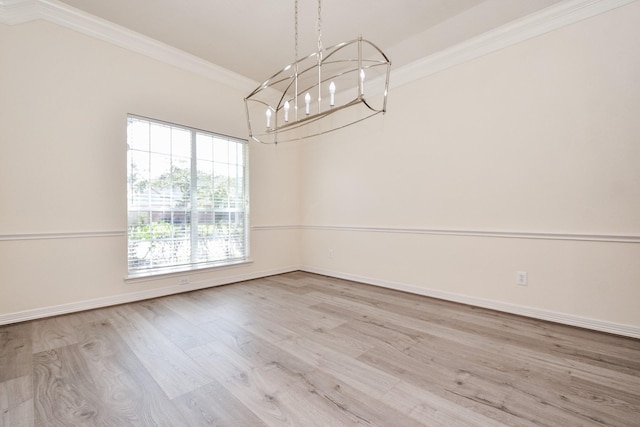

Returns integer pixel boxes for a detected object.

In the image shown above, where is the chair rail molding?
[299,224,640,243]
[0,230,126,241]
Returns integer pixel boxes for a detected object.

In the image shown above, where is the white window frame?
[126,115,249,278]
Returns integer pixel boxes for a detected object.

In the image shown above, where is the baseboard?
[0,265,299,325]
[300,265,640,339]
[4,264,638,340]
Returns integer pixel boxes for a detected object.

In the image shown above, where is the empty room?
[1,0,639,425]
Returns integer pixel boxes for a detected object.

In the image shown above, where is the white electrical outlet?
[516,271,528,286]
[178,277,190,286]
[328,249,334,259]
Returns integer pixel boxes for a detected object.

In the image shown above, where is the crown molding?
[1,0,637,92]
[391,0,639,88]
[0,0,257,92]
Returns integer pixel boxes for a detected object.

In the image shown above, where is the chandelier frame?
[244,1,391,144]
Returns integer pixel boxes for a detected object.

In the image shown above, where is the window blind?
[126,115,248,275]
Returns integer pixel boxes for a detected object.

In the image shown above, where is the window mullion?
[190,130,198,264]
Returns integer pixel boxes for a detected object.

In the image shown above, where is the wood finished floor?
[1,272,639,426]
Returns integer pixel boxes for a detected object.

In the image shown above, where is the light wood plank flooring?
[1,271,639,426]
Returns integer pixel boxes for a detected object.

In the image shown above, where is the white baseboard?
[300,265,640,339]
[0,265,299,325]
[3,264,638,340]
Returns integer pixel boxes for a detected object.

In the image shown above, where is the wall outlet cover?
[516,271,528,286]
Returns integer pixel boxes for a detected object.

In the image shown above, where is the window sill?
[125,259,253,284]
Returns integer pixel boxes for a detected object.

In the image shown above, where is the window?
[127,115,248,276]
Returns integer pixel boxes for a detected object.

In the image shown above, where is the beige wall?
[300,2,640,329]
[1,2,639,334]
[0,21,301,317]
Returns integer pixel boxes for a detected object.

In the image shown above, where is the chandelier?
[244,0,391,144]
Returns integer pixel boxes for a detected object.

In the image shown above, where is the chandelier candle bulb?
[329,81,336,106]
[284,101,290,122]
[305,92,311,115]
[266,108,272,128]
[360,69,365,96]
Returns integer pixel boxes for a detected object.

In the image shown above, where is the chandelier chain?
[317,0,323,52]
[294,0,299,60]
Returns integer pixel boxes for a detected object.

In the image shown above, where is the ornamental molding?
[1,0,637,91]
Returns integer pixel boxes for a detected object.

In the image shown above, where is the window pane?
[128,151,149,206]
[196,134,214,161]
[227,141,238,165]
[149,153,171,180]
[213,162,230,177]
[197,161,214,209]
[150,123,171,154]
[128,118,150,151]
[213,137,229,161]
[172,127,191,158]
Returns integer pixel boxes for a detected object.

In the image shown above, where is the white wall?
[0,20,301,320]
[1,3,639,336]
[300,2,640,332]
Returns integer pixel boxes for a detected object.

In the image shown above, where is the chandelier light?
[244,0,391,144]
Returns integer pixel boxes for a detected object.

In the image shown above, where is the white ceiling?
[56,0,563,83]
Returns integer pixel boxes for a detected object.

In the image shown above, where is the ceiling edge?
[1,0,637,94]
[0,0,258,93]
[391,0,639,89]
